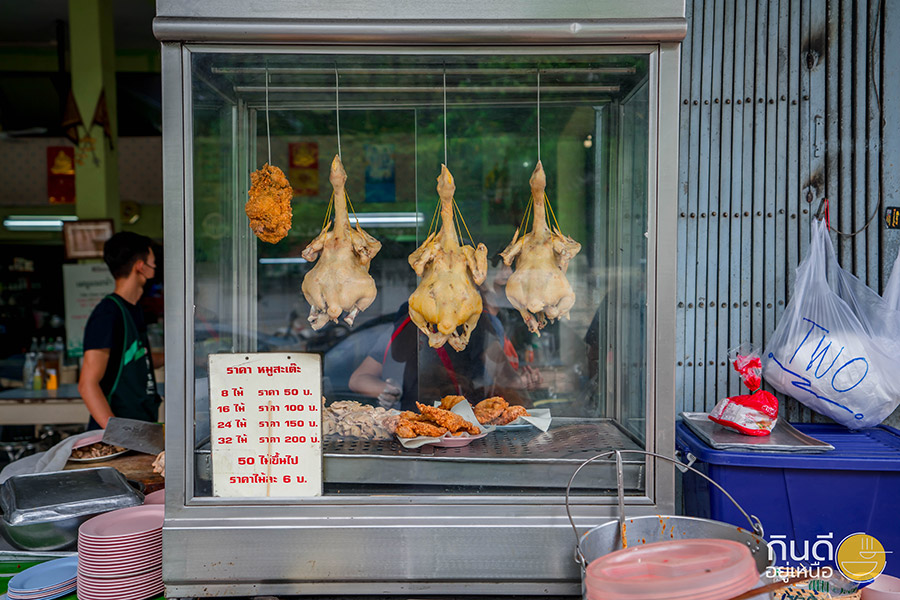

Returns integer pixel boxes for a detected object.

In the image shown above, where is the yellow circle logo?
[837,533,888,582]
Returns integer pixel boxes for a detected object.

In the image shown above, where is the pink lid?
[585,538,759,600]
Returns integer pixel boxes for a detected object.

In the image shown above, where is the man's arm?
[348,356,387,397]
[78,349,114,428]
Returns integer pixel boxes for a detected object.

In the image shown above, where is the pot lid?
[585,538,759,600]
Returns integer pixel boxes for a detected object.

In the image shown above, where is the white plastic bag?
[762,220,900,429]
[884,243,900,311]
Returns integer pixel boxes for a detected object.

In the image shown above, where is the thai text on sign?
[208,353,322,497]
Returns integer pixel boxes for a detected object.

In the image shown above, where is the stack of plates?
[4,556,77,600]
[77,504,164,600]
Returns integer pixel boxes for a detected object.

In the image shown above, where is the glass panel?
[190,51,651,498]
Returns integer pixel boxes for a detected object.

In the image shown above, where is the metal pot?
[566,450,772,597]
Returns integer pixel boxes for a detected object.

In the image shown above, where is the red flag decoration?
[47,146,76,204]
[61,90,83,146]
[91,89,114,150]
[289,142,319,196]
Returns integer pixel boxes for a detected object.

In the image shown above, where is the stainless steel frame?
[159,6,683,595]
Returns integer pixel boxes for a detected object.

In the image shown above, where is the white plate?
[67,447,131,463]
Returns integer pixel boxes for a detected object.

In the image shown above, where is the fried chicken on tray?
[416,402,481,435]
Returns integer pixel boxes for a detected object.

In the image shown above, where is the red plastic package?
[708,348,778,436]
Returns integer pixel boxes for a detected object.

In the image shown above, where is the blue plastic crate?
[676,421,900,577]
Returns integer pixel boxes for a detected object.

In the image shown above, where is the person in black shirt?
[78,232,163,429]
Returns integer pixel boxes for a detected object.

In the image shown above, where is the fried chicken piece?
[492,405,530,426]
[408,165,488,351]
[500,161,582,335]
[439,395,467,411]
[416,402,480,435]
[245,163,293,244]
[395,419,449,438]
[474,396,509,424]
[399,411,426,422]
[301,155,382,329]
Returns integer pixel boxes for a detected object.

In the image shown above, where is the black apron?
[103,295,160,423]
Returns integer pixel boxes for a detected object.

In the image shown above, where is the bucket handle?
[565,449,764,567]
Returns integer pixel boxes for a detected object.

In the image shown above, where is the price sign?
[208,353,322,498]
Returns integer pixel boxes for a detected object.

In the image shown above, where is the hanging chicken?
[301,155,382,329]
[500,161,581,335]
[245,163,293,244]
[408,165,488,351]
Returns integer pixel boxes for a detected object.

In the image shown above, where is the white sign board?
[62,264,114,358]
[208,353,323,498]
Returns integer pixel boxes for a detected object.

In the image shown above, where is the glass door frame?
[162,39,679,557]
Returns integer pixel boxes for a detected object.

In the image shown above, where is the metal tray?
[0,467,144,552]
[680,412,835,453]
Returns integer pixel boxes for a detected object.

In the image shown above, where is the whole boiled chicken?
[500,161,581,335]
[408,165,488,351]
[301,155,382,329]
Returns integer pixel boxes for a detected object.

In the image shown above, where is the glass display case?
[158,2,684,596]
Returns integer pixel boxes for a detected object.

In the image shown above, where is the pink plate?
[79,505,163,539]
[142,489,165,504]
[78,536,162,550]
[423,430,489,448]
[72,432,105,450]
[78,547,161,561]
[78,582,164,600]
[78,583,164,600]
[78,531,161,545]
[77,568,161,588]
[77,581,163,596]
[78,560,160,579]
[79,530,161,544]
[78,551,162,564]
[78,547,162,560]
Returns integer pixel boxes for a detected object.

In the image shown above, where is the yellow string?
[427,199,440,237]
[345,190,361,229]
[545,192,563,234]
[518,194,534,233]
[322,191,335,230]
[453,198,475,247]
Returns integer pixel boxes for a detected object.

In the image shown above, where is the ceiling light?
[3,215,77,231]
[351,212,425,228]
[259,257,308,265]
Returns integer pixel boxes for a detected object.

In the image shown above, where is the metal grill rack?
[195,419,645,490]
[323,418,645,489]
